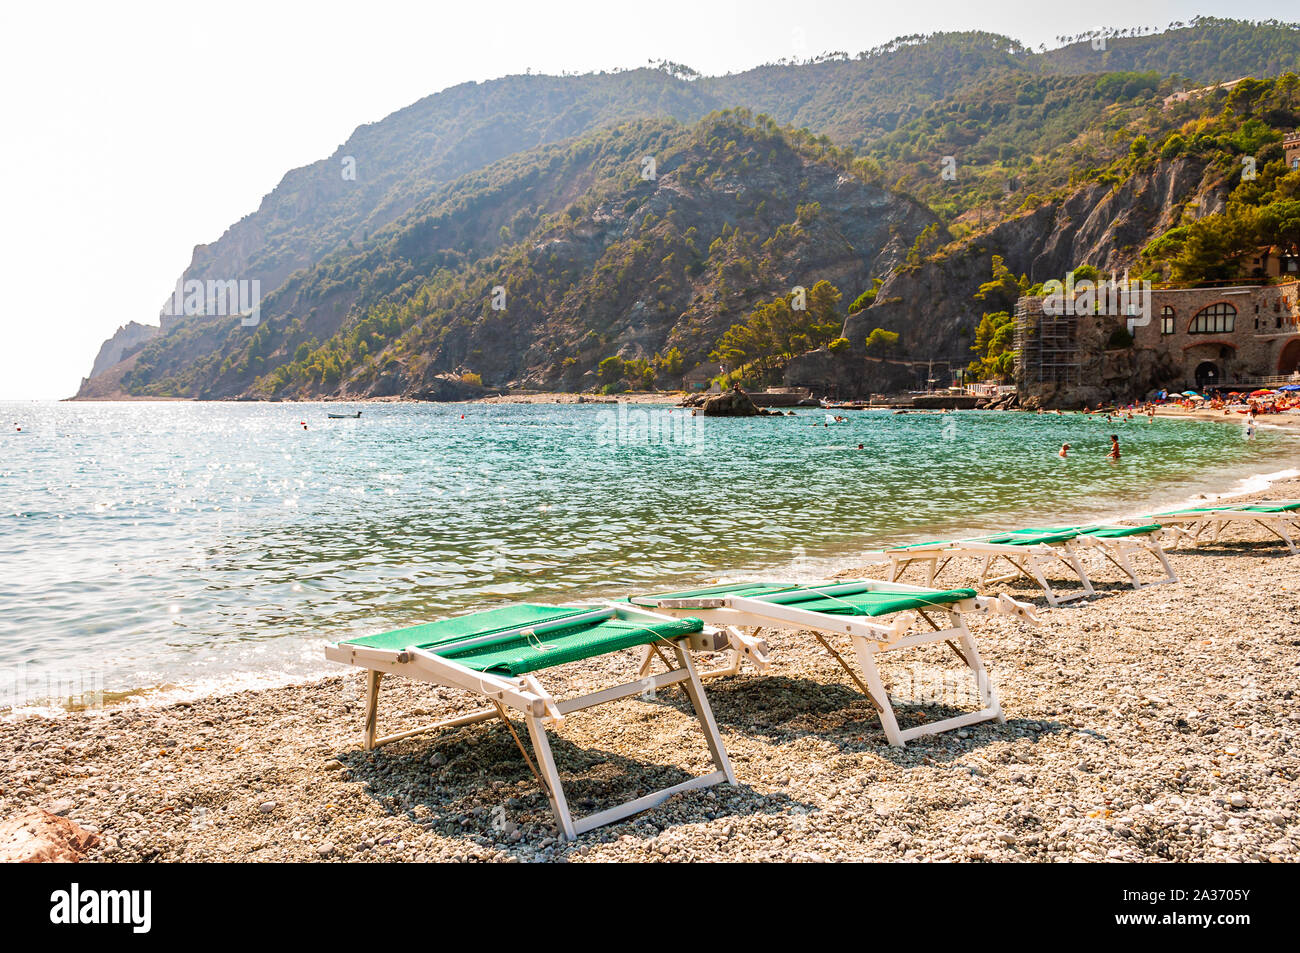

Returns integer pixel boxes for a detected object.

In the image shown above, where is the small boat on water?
[327,411,362,419]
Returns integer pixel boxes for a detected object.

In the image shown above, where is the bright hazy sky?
[1,0,1296,399]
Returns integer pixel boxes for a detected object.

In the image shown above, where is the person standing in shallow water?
[1107,434,1121,461]
[1058,443,1070,458]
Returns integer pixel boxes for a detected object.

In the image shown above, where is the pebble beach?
[3,470,1299,863]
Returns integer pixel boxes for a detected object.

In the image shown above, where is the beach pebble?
[257,801,277,814]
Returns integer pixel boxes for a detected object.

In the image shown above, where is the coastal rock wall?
[783,348,919,397]
[834,157,1229,401]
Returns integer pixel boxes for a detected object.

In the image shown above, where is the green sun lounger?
[885,522,1175,605]
[1147,501,1300,554]
[628,578,1038,748]
[326,602,737,839]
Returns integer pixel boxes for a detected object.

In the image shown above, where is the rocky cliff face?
[783,349,921,397]
[86,322,158,380]
[843,157,1228,374]
[411,141,933,393]
[160,73,721,323]
[85,117,936,400]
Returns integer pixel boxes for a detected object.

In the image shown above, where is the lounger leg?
[1266,519,1298,554]
[951,617,1003,725]
[1024,555,1064,606]
[850,640,904,747]
[925,558,937,588]
[524,712,577,840]
[672,644,737,784]
[1110,544,1143,587]
[363,670,382,751]
[636,645,655,678]
[1149,542,1178,582]
[1060,551,1095,596]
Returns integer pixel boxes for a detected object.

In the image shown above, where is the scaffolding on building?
[1015,298,1080,386]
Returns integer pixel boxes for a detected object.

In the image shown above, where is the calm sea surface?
[1,400,1295,706]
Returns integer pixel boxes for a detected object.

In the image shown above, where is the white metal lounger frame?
[1150,509,1299,555]
[324,604,737,840]
[887,539,1095,607]
[629,580,1037,748]
[1062,530,1178,590]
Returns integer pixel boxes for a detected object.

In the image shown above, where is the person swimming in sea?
[1106,434,1121,460]
[1058,443,1070,458]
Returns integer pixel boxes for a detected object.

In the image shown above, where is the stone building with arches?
[1016,280,1300,406]
[1133,282,1300,390]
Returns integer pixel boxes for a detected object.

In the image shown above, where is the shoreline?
[4,466,1299,861]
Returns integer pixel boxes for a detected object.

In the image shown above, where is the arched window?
[1160,305,1175,335]
[1189,302,1235,334]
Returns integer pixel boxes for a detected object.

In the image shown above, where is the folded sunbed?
[627,579,1037,748]
[324,602,736,839]
[1146,501,1300,554]
[884,523,1175,606]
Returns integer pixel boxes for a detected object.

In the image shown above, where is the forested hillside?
[78,18,1300,399]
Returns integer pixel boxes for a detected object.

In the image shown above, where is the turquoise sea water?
[1,400,1296,707]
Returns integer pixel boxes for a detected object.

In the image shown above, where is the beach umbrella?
[1181,391,1201,398]
[1278,384,1300,392]
[1249,389,1274,397]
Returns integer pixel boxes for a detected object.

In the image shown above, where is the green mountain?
[114,113,933,398]
[78,18,1300,399]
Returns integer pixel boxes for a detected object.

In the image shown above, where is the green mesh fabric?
[892,522,1163,552]
[634,583,976,617]
[978,528,1082,546]
[342,604,596,652]
[343,603,703,676]
[1076,523,1162,539]
[439,617,704,675]
[753,587,977,616]
[1156,502,1300,516]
